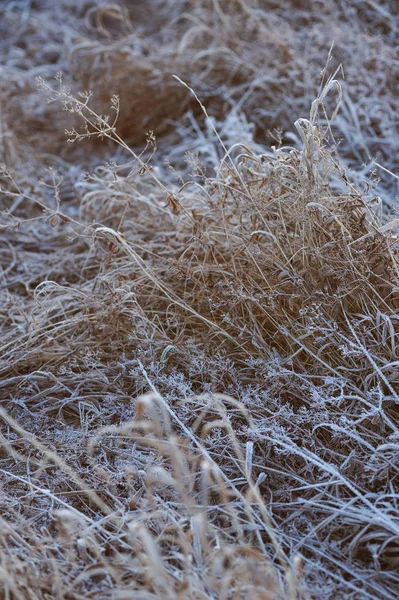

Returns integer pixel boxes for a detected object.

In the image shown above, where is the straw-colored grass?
[1,1,399,599]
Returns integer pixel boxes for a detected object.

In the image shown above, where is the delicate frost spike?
[255,472,267,488]
[245,441,254,481]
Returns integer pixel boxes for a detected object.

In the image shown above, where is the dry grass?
[1,1,399,599]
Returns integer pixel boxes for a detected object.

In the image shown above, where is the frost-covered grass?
[1,1,399,599]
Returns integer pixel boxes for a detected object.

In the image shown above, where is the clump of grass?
[0,394,299,599]
[1,2,399,599]
[2,71,399,598]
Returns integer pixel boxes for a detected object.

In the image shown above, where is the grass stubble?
[1,1,399,599]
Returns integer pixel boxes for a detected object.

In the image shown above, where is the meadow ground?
[1,1,399,598]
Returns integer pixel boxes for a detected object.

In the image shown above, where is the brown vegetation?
[1,1,399,598]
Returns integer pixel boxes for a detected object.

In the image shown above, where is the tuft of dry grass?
[1,1,399,599]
